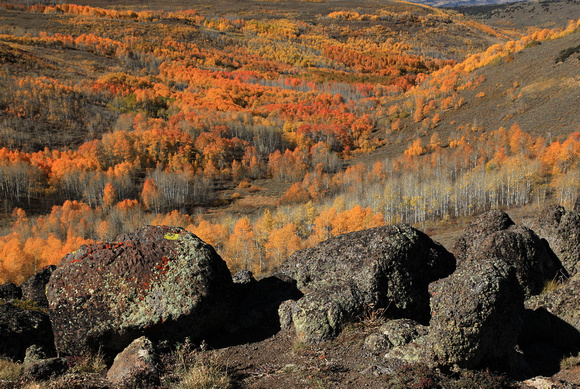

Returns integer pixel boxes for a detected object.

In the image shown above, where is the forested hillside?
[0,0,578,284]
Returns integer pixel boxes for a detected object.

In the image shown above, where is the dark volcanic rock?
[275,224,455,342]
[0,282,22,301]
[20,265,56,307]
[107,336,159,387]
[428,259,524,371]
[365,319,427,352]
[537,205,580,276]
[453,210,564,297]
[452,209,515,262]
[46,225,233,356]
[22,357,68,381]
[0,303,54,361]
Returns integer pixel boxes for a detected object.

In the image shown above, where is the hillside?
[0,0,579,388]
[455,0,580,30]
[0,0,577,280]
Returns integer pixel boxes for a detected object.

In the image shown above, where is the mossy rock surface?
[46,225,233,356]
[429,259,524,370]
[537,205,580,277]
[453,210,565,297]
[276,224,455,343]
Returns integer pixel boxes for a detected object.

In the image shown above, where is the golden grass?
[0,358,21,382]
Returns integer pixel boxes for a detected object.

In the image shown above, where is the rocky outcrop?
[428,259,524,370]
[107,336,159,387]
[537,205,580,277]
[20,265,56,307]
[0,303,55,361]
[275,224,455,343]
[452,210,564,297]
[46,226,234,356]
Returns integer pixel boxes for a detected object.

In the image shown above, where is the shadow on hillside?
[207,275,303,348]
[518,307,580,379]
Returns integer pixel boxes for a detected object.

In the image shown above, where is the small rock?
[364,333,391,352]
[24,344,50,364]
[232,269,255,285]
[526,273,580,336]
[524,376,567,388]
[378,319,427,348]
[278,300,298,330]
[107,336,158,387]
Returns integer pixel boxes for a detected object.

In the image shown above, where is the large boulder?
[46,225,234,356]
[452,210,564,297]
[428,259,524,371]
[20,265,56,307]
[275,225,455,342]
[536,205,580,277]
[0,303,55,361]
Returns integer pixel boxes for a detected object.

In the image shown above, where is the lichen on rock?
[275,224,455,343]
[46,225,233,357]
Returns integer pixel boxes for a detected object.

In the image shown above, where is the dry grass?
[560,353,580,370]
[0,358,21,382]
[178,357,231,389]
[542,279,563,294]
[69,349,107,374]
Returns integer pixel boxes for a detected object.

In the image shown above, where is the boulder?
[275,225,455,342]
[453,210,564,297]
[428,259,524,370]
[0,282,22,301]
[22,357,68,381]
[20,265,56,307]
[46,225,234,356]
[365,319,426,352]
[107,336,158,387]
[537,205,580,276]
[378,319,427,348]
[291,286,362,343]
[0,303,54,361]
[452,209,515,262]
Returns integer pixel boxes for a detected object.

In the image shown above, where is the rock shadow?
[207,273,303,348]
[517,307,580,378]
